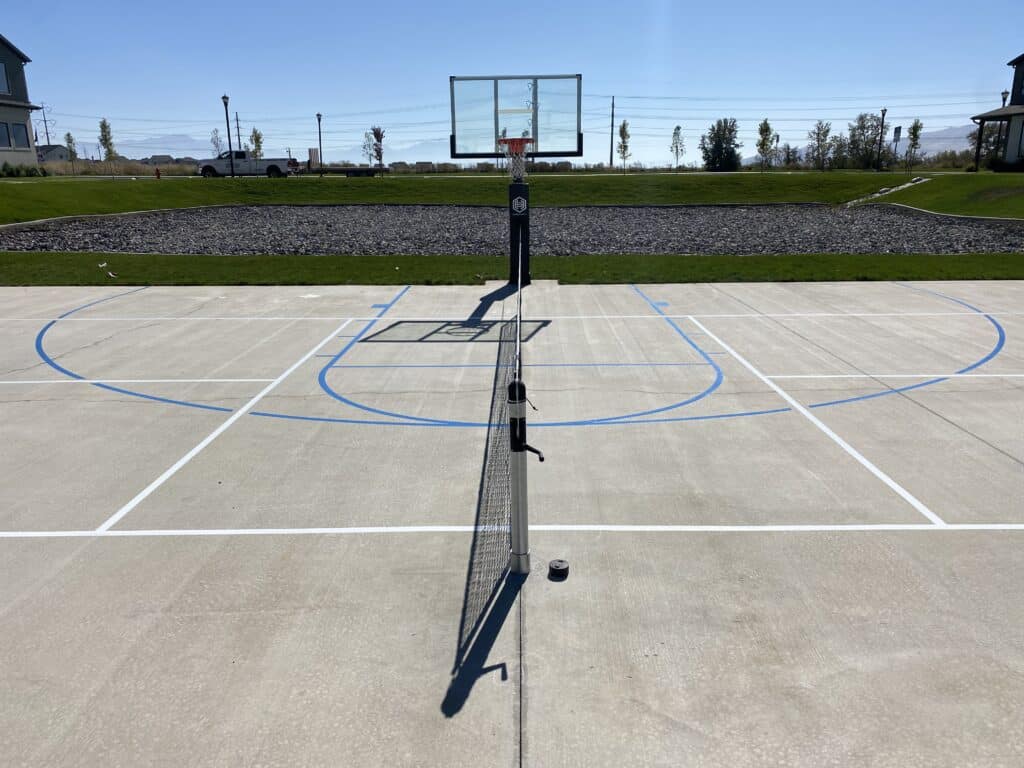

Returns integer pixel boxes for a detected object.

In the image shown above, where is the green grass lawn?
[3,251,1022,285]
[0,172,918,225]
[883,173,1024,218]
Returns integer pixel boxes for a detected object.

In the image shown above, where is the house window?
[0,63,9,94]
[11,123,30,149]
[0,123,10,148]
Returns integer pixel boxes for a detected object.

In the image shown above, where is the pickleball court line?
[2,523,1023,539]
[93,318,354,532]
[688,315,947,527]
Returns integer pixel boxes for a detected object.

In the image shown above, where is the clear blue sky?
[5,0,1020,164]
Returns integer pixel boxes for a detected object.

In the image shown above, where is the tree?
[806,120,832,171]
[617,120,631,172]
[966,123,1000,168]
[779,143,801,168]
[362,131,374,166]
[97,118,115,161]
[669,125,685,171]
[249,127,264,160]
[371,126,385,172]
[847,113,888,169]
[905,119,923,172]
[210,128,223,155]
[699,118,742,171]
[64,132,77,160]
[756,119,776,172]
[827,134,849,169]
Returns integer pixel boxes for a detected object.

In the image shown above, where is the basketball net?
[499,137,533,182]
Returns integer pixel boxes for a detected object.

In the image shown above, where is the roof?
[0,33,31,63]
[37,145,67,152]
[971,105,1024,122]
[0,97,40,110]
[1009,52,1024,66]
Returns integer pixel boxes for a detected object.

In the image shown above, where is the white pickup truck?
[197,150,298,178]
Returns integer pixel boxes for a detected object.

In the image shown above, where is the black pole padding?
[508,182,530,286]
[508,379,527,452]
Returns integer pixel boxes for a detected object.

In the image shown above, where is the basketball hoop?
[499,137,533,182]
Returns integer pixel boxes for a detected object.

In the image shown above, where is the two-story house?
[971,52,1024,169]
[0,33,39,168]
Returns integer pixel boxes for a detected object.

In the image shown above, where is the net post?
[507,378,530,574]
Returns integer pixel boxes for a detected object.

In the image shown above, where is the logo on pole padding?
[512,196,528,214]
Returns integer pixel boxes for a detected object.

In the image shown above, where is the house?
[971,52,1024,169]
[37,144,69,163]
[148,154,174,165]
[0,33,39,167]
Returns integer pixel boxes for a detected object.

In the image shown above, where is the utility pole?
[609,96,615,168]
[235,112,242,150]
[221,95,235,177]
[876,107,887,171]
[40,104,52,145]
[316,113,323,177]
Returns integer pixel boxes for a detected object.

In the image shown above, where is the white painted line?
[0,378,276,385]
[688,315,948,527]
[2,523,1023,539]
[766,374,1024,380]
[93,318,354,533]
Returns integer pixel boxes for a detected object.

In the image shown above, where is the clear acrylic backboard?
[449,74,583,158]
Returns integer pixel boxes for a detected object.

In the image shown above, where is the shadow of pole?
[441,572,525,718]
[467,281,517,325]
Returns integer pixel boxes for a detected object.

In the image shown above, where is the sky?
[5,0,1021,165]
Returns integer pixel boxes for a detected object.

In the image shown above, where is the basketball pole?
[508,178,530,286]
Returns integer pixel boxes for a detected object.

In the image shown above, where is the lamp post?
[997,90,1011,161]
[876,107,887,171]
[316,113,323,178]
[221,95,235,178]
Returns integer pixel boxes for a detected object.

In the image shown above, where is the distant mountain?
[910,124,974,155]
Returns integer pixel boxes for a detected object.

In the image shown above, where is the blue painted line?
[654,301,669,307]
[315,284,728,427]
[316,286,476,426]
[56,286,149,320]
[370,303,389,309]
[807,283,1006,409]
[570,286,724,424]
[35,320,84,380]
[250,410,431,427]
[93,382,233,412]
[33,282,1010,430]
[34,288,239,414]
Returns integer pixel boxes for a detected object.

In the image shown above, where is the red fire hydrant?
[155,167,161,180]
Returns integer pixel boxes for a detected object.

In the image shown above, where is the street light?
[997,90,1011,160]
[316,112,323,178]
[876,107,887,171]
[221,94,235,178]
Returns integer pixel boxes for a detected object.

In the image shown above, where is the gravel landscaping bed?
[1,204,1021,255]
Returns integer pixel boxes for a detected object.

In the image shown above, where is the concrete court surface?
[1,280,1022,767]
